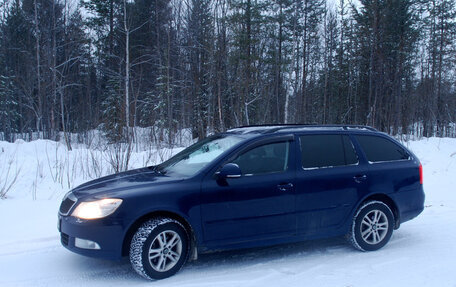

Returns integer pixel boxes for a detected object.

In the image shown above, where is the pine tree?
[185,0,214,138]
[352,0,419,131]
[228,0,279,126]
[294,0,324,123]
[102,78,124,143]
[420,0,456,136]
[0,75,19,142]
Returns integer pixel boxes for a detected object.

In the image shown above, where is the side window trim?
[283,140,290,171]
[367,157,411,165]
[223,135,295,163]
[342,135,360,167]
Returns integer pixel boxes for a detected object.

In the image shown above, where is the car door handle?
[277,183,294,192]
[353,175,367,183]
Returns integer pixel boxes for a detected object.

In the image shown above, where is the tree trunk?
[124,0,130,138]
[33,0,42,136]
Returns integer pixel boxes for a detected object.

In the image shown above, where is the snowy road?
[1,138,456,286]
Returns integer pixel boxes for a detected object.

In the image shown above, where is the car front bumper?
[58,214,125,260]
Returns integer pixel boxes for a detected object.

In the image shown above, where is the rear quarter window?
[355,135,410,163]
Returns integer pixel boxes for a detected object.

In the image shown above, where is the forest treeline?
[0,0,455,145]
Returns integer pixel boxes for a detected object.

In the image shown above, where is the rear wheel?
[130,218,189,280]
[350,201,394,251]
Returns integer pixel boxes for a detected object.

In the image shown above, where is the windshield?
[156,134,245,177]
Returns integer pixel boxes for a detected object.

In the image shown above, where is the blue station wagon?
[58,125,425,280]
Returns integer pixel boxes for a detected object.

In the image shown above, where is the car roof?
[226,124,378,135]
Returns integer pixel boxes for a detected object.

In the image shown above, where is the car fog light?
[75,238,101,250]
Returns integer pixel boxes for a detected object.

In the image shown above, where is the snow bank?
[405,137,456,205]
[0,139,184,200]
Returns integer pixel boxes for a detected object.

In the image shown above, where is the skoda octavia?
[58,125,425,280]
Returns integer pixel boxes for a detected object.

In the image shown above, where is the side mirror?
[215,163,242,180]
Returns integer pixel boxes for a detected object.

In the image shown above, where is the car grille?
[59,196,76,215]
[61,233,69,246]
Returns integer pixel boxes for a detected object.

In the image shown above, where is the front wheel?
[130,218,189,280]
[349,201,394,251]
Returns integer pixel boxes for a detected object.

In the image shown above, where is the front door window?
[232,142,289,176]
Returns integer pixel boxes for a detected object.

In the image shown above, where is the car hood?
[71,167,183,198]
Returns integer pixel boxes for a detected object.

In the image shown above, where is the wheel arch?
[122,210,197,258]
[357,193,400,229]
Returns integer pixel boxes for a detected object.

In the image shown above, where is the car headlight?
[71,198,123,220]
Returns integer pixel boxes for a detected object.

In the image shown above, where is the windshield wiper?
[151,165,166,175]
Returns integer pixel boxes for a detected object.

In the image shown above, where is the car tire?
[349,201,394,251]
[130,218,189,280]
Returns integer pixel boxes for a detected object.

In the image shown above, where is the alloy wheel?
[360,209,389,245]
[148,230,183,272]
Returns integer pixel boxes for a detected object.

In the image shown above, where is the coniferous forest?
[0,0,455,145]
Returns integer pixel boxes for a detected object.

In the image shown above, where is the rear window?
[300,135,358,169]
[355,135,409,163]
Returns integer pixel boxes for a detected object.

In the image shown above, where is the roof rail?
[234,124,377,132]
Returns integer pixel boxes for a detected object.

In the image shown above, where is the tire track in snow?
[0,236,59,256]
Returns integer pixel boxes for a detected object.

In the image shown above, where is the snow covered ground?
[1,137,456,286]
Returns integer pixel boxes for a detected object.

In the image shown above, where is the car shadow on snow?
[64,232,415,284]
[182,236,352,274]
[63,236,349,283]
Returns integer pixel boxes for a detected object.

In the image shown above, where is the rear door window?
[355,135,409,163]
[300,135,358,169]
